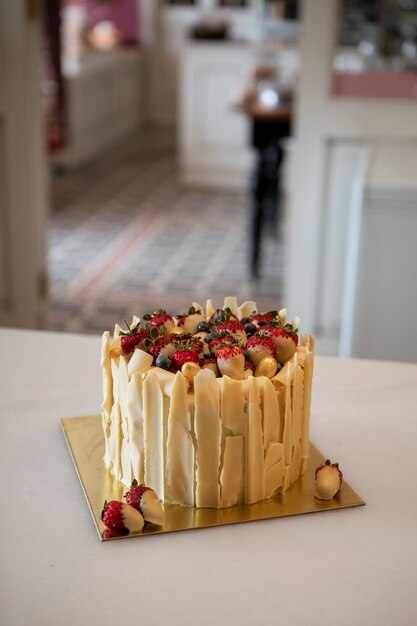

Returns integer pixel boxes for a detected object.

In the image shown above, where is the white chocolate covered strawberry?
[216,344,245,380]
[314,459,343,500]
[125,481,164,526]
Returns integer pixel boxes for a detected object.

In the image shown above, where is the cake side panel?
[245,377,265,505]
[143,371,165,500]
[118,355,133,487]
[126,373,145,484]
[101,332,113,468]
[166,372,195,506]
[194,369,221,509]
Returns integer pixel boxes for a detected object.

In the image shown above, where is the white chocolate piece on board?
[263,378,280,450]
[194,369,221,508]
[128,349,153,377]
[166,372,195,506]
[126,373,145,484]
[245,376,265,505]
[220,435,244,507]
[238,301,257,319]
[223,296,239,316]
[143,371,165,501]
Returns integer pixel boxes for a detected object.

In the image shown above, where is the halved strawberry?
[246,334,276,366]
[119,321,150,355]
[125,481,164,526]
[101,500,144,533]
[216,344,245,380]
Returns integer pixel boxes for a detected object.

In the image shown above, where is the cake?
[101,297,314,509]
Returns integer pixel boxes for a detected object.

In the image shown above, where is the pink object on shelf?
[334,71,417,100]
[65,0,140,45]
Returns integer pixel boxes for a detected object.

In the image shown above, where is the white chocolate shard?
[282,363,293,466]
[282,465,292,494]
[166,372,195,506]
[278,308,287,324]
[205,299,215,320]
[108,402,122,480]
[101,332,113,467]
[221,376,247,436]
[126,373,145,484]
[149,367,178,396]
[130,315,140,328]
[128,349,153,377]
[194,369,221,508]
[220,435,244,507]
[118,356,133,486]
[143,371,164,500]
[291,316,300,330]
[238,301,257,319]
[291,440,302,484]
[301,345,314,458]
[263,378,280,450]
[223,296,239,316]
[245,377,265,505]
[264,442,283,499]
[292,357,304,444]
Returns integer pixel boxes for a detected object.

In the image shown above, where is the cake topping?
[176,305,206,334]
[171,339,201,371]
[209,307,238,326]
[246,334,276,366]
[119,321,150,355]
[101,500,145,533]
[125,481,164,526]
[314,459,343,500]
[216,344,245,380]
[255,356,278,379]
[143,309,175,332]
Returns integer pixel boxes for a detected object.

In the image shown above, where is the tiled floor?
[47,128,286,334]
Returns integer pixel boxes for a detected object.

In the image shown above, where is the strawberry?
[244,359,255,373]
[199,356,220,377]
[217,320,246,344]
[250,311,278,327]
[246,334,276,366]
[101,500,144,533]
[314,460,343,501]
[176,306,206,334]
[125,481,164,526]
[143,323,174,362]
[119,321,149,355]
[143,310,175,332]
[262,322,298,363]
[216,344,245,380]
[172,340,201,371]
[209,307,238,326]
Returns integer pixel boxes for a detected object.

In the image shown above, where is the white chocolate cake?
[101,297,314,509]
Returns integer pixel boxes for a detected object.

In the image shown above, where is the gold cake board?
[61,415,365,542]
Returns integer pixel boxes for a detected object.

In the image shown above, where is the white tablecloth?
[1,328,416,626]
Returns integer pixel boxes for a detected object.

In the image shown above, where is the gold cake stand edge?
[61,415,365,542]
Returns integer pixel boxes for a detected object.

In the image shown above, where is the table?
[1,328,417,626]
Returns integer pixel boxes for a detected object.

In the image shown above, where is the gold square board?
[61,415,365,541]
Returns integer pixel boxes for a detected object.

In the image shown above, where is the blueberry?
[204,332,214,344]
[197,321,211,333]
[155,355,172,371]
[241,317,251,326]
[244,323,257,336]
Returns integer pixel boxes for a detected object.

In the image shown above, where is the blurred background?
[0,0,416,362]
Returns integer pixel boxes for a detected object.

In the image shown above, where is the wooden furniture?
[1,328,417,624]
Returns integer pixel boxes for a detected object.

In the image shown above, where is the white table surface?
[1,328,417,626]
